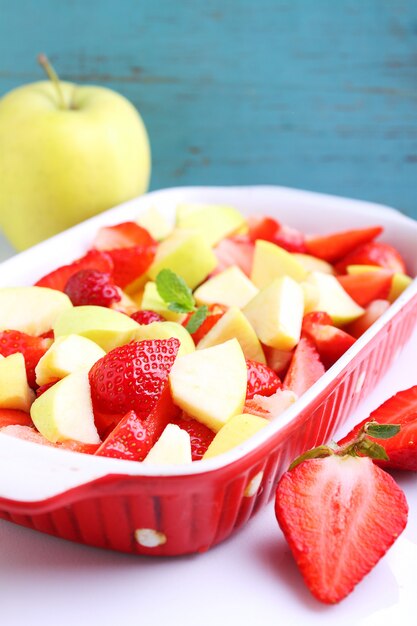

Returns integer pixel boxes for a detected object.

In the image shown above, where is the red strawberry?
[306,226,383,263]
[283,337,325,397]
[89,338,180,420]
[0,424,98,454]
[93,221,155,250]
[213,236,254,276]
[96,386,179,461]
[106,245,156,289]
[301,313,356,369]
[275,454,408,604]
[64,269,122,307]
[174,414,215,460]
[35,249,114,291]
[36,381,57,397]
[0,409,33,428]
[263,346,293,378]
[337,271,392,307]
[0,330,52,388]
[246,359,282,400]
[338,386,417,471]
[182,304,228,344]
[131,310,164,325]
[346,299,390,338]
[248,216,307,252]
[301,311,333,333]
[335,241,406,274]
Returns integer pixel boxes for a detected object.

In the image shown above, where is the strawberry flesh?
[174,414,215,460]
[182,303,228,344]
[337,271,392,307]
[64,269,121,307]
[248,216,307,252]
[93,221,155,250]
[105,245,156,289]
[246,359,282,400]
[0,408,33,428]
[335,241,407,274]
[213,236,254,276]
[131,310,165,325]
[306,226,383,263]
[0,330,52,388]
[283,337,325,397]
[35,249,114,291]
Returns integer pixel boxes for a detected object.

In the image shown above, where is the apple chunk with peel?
[243,276,304,350]
[194,266,258,309]
[0,287,72,335]
[251,240,307,289]
[31,368,100,444]
[176,203,247,247]
[197,306,266,363]
[35,334,106,386]
[148,229,217,289]
[203,413,269,459]
[0,353,35,412]
[143,424,192,465]
[169,339,247,432]
[53,305,140,352]
[306,271,364,326]
[131,321,195,356]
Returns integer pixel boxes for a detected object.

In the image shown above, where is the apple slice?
[194,266,258,309]
[140,281,186,322]
[305,271,364,326]
[203,413,269,459]
[131,321,195,356]
[143,423,192,465]
[251,240,307,289]
[35,334,106,386]
[243,276,304,350]
[197,306,266,363]
[0,353,35,412]
[176,203,247,246]
[292,253,334,275]
[148,229,217,289]
[0,287,72,335]
[169,339,247,432]
[30,368,100,444]
[53,305,140,352]
[136,206,173,241]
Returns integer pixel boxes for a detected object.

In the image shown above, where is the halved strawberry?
[246,359,282,400]
[174,414,215,460]
[64,269,122,307]
[89,338,180,420]
[35,249,114,291]
[0,409,33,428]
[338,386,417,471]
[275,454,408,604]
[263,346,294,378]
[301,313,356,369]
[283,337,325,397]
[131,310,165,325]
[93,221,155,250]
[0,330,52,388]
[335,241,407,274]
[182,304,228,344]
[337,271,392,307]
[213,236,254,276]
[248,216,307,252]
[346,299,390,338]
[306,226,383,263]
[106,245,156,289]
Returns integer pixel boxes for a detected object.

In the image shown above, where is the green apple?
[0,353,35,412]
[251,240,307,289]
[0,55,150,250]
[143,424,192,465]
[194,266,258,309]
[243,276,304,350]
[292,253,334,275]
[131,321,195,356]
[176,203,247,246]
[30,368,100,444]
[203,413,269,459]
[169,339,247,432]
[197,306,266,363]
[136,206,173,241]
[35,334,106,386]
[306,271,364,325]
[0,286,72,335]
[140,281,186,323]
[147,229,217,289]
[53,305,140,352]
[346,264,413,303]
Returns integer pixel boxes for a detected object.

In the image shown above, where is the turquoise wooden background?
[1,0,416,217]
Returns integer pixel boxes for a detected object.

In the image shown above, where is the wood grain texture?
[0,0,416,218]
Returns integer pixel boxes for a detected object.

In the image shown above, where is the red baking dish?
[0,185,416,556]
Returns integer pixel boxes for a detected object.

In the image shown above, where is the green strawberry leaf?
[364,422,401,440]
[288,445,335,471]
[185,305,209,334]
[156,269,195,313]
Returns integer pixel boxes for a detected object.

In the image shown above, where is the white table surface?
[0,237,416,626]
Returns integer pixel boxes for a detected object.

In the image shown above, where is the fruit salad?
[0,203,413,464]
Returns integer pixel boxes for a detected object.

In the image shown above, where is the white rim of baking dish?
[0,185,416,502]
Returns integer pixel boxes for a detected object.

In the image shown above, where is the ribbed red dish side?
[0,291,416,556]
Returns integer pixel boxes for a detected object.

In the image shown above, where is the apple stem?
[37,53,67,110]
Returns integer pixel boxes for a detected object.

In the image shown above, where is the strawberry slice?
[89,338,180,420]
[106,245,156,289]
[346,299,390,338]
[35,249,114,291]
[0,408,33,428]
[283,337,325,397]
[182,303,227,344]
[305,226,383,263]
[174,414,215,460]
[0,330,52,388]
[275,454,408,604]
[338,386,417,471]
[95,386,179,461]
[335,241,407,274]
[246,359,282,400]
[337,271,392,307]
[64,269,122,307]
[131,310,165,325]
[0,424,99,454]
[93,221,155,250]
[213,236,254,276]
[248,216,307,253]
[301,313,356,369]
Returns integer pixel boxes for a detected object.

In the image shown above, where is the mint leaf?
[168,302,192,314]
[156,269,195,313]
[288,445,334,471]
[364,422,401,440]
[185,305,209,334]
